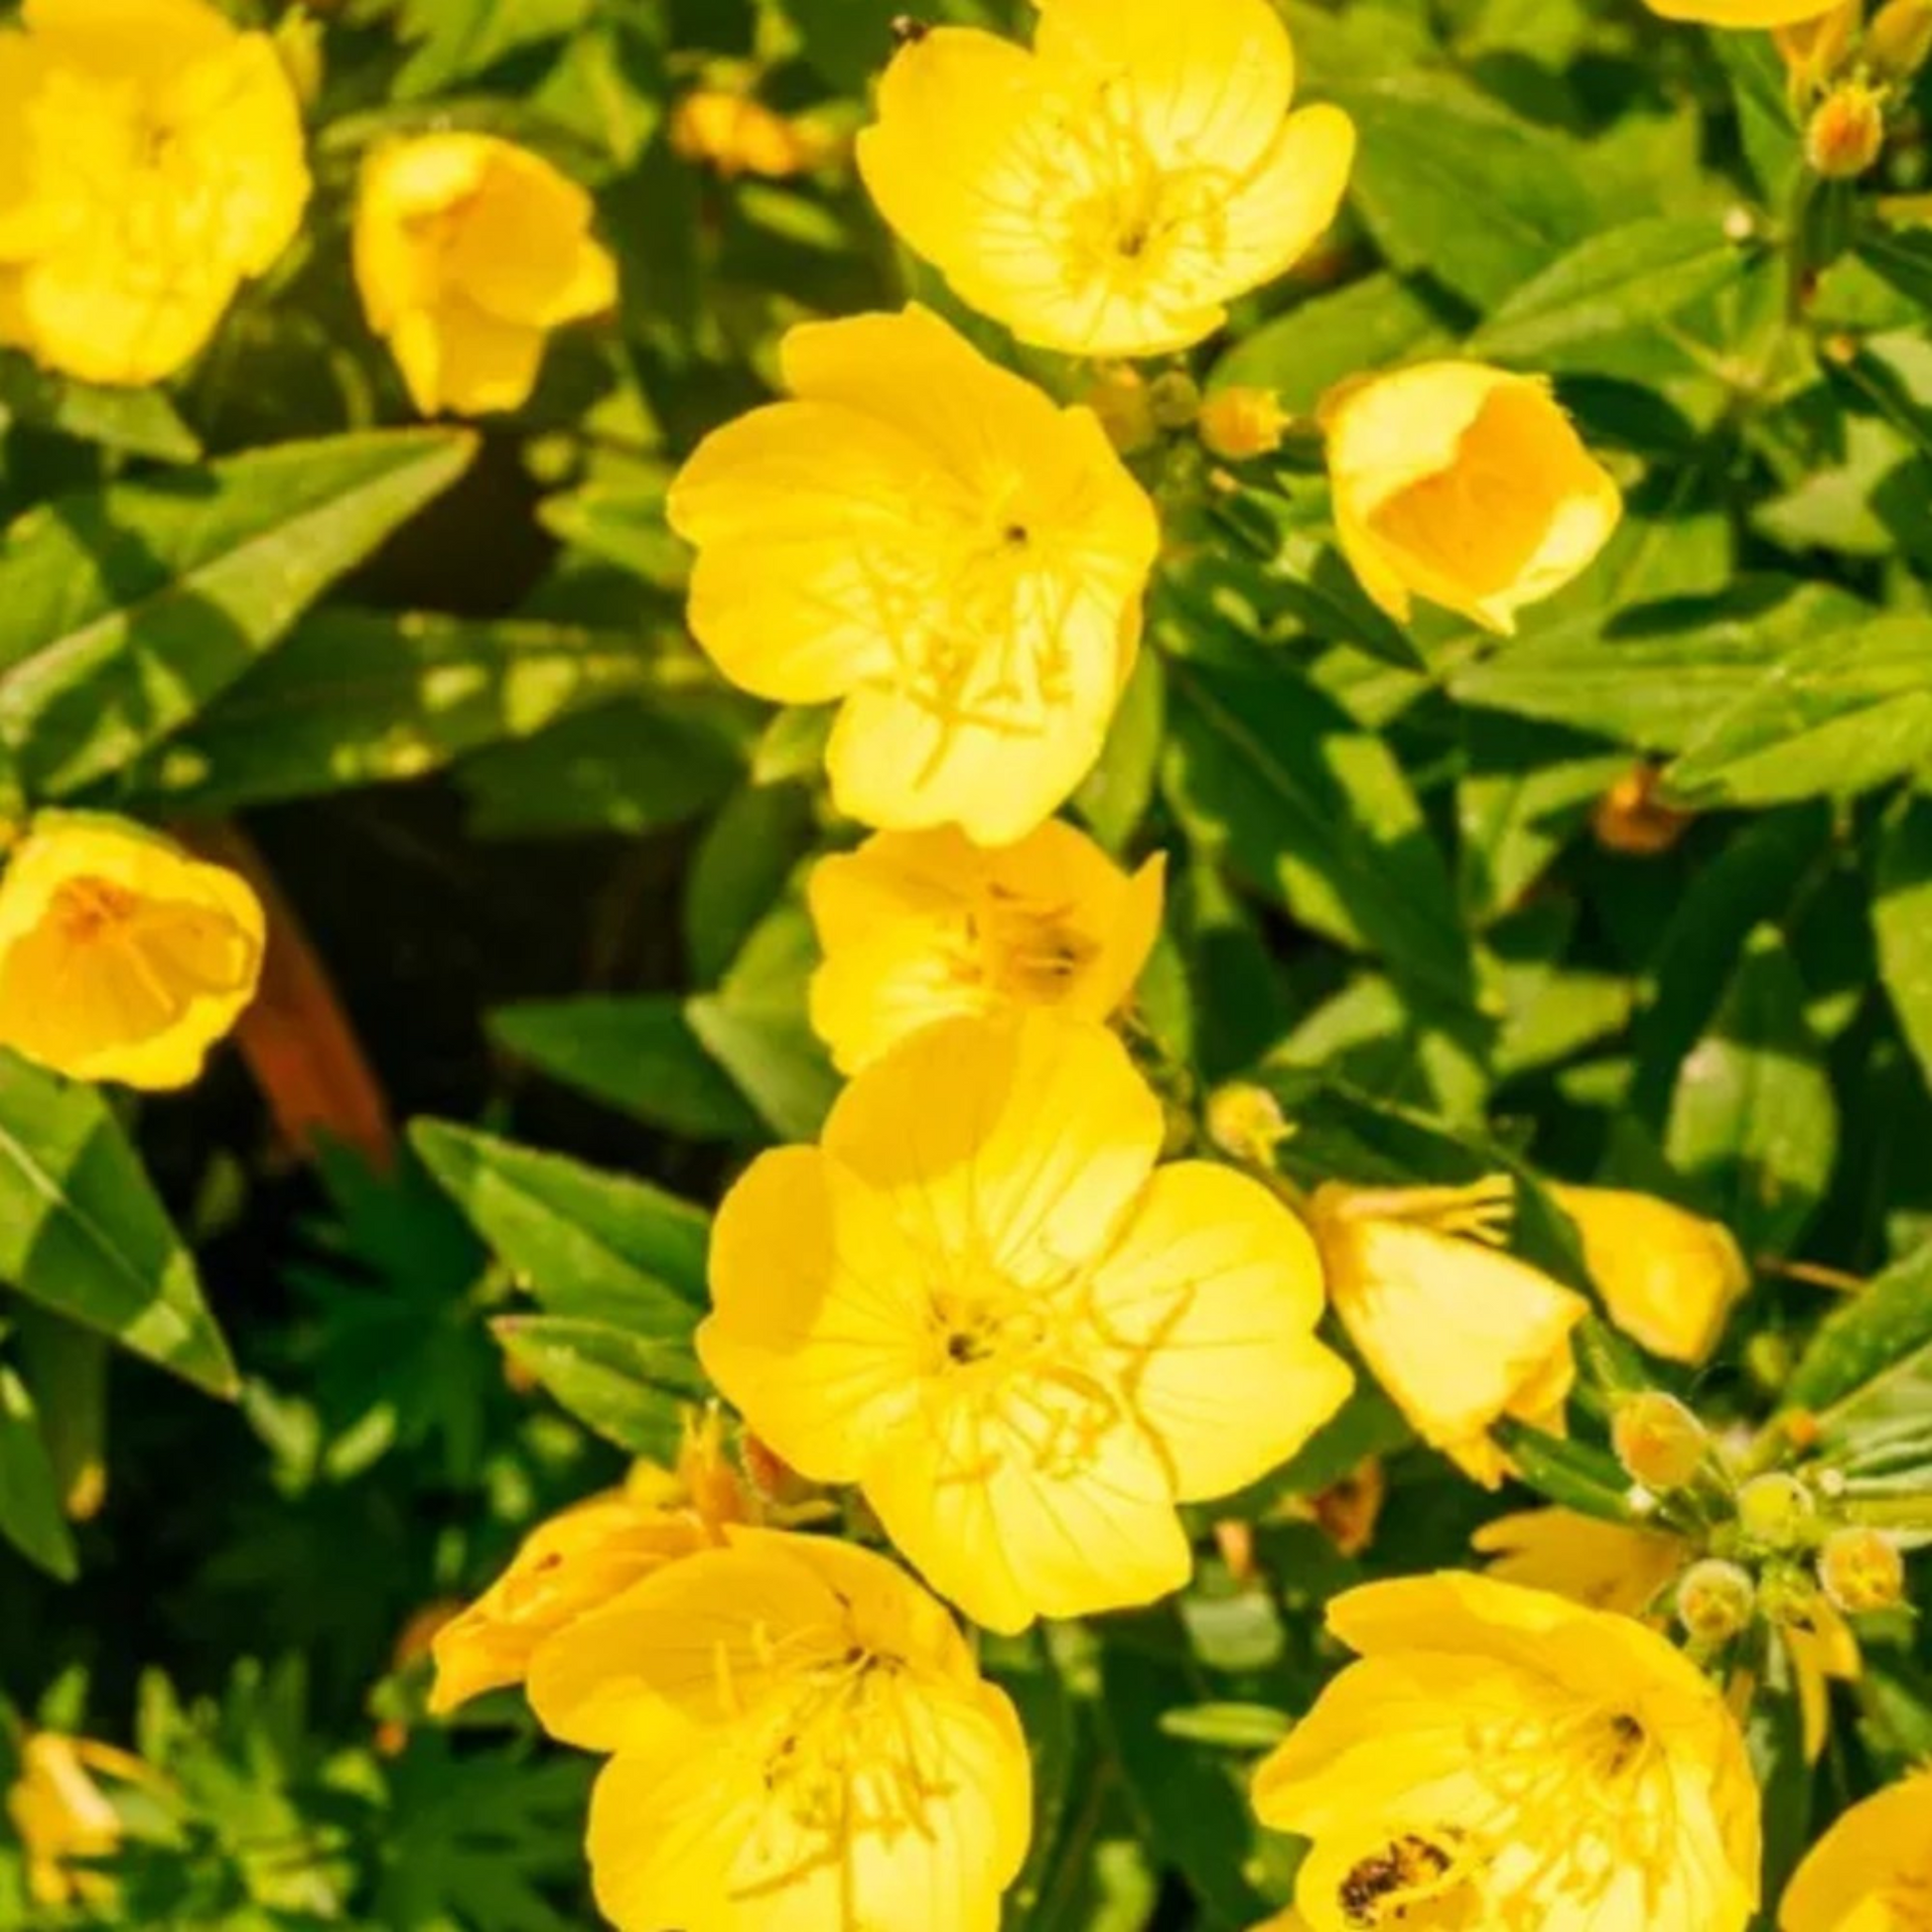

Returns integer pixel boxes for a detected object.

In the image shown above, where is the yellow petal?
[1472,1508,1688,1619]
[1087,1161,1352,1499]
[1780,1773,1932,1932]
[1646,0,1848,20]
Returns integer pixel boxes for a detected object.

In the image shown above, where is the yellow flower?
[1323,362,1622,634]
[666,305,1161,846]
[1647,0,1850,23]
[806,820,1165,1074]
[1474,1507,1689,1618]
[0,0,310,386]
[353,133,616,418]
[527,1527,1032,1932]
[1253,1575,1762,1932]
[1781,1773,1932,1932]
[669,89,839,178]
[0,815,264,1091]
[698,1011,1351,1632]
[1310,1178,1587,1488]
[856,0,1353,357]
[1199,386,1294,462]
[1551,1183,1751,1365]
[430,1417,748,1715]
[7,1733,152,1906]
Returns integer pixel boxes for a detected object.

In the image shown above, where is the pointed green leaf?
[490,1315,703,1461]
[1874,789,1932,1094]
[0,1365,76,1582]
[0,429,476,796]
[0,1055,235,1395]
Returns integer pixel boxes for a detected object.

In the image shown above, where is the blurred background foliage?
[5,0,1932,1924]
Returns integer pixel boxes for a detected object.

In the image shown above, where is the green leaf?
[0,1364,77,1582]
[1074,649,1166,854]
[1663,929,1839,1256]
[0,429,475,797]
[410,1122,708,1331]
[1785,1240,1932,1413]
[1209,272,1447,410]
[1712,31,1803,204]
[1874,789,1932,1095]
[0,1055,234,1395]
[394,0,591,96]
[489,1314,703,1460]
[684,784,815,988]
[1468,215,1754,367]
[1164,648,1477,1017]
[1857,224,1932,314]
[490,997,764,1140]
[0,352,200,463]
[1490,1420,1639,1525]
[122,611,664,812]
[1327,74,1597,310]
[787,0,901,91]
[1665,620,1932,807]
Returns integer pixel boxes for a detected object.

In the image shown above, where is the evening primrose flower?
[1324,363,1622,634]
[667,306,1161,845]
[698,1011,1351,1632]
[0,0,310,385]
[7,1734,152,1907]
[0,816,264,1090]
[1253,1575,1762,1932]
[527,1528,1032,1932]
[353,133,616,417]
[857,0,1353,356]
[1309,1177,1588,1488]
[1474,1507,1689,1618]
[1781,1773,1932,1932]
[806,820,1165,1074]
[430,1417,748,1714]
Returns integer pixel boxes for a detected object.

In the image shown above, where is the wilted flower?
[0,0,310,385]
[857,0,1353,355]
[699,1011,1351,1631]
[354,132,616,417]
[806,821,1164,1074]
[0,816,264,1091]
[1323,362,1622,633]
[1310,1177,1587,1487]
[1780,1771,1932,1932]
[1253,1575,1762,1932]
[431,1416,748,1714]
[1199,386,1294,461]
[667,305,1160,845]
[527,1528,1032,1932]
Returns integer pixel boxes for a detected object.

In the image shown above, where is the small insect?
[1339,1835,1453,1926]
[892,15,931,46]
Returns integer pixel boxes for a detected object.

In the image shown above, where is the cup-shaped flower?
[1551,1182,1750,1364]
[1310,1178,1588,1488]
[526,1527,1032,1932]
[1647,0,1849,23]
[698,1011,1351,1631]
[430,1419,748,1714]
[0,0,310,386]
[667,306,1161,845]
[1253,1575,1762,1932]
[857,0,1353,355]
[1324,363,1621,634]
[1781,1773,1932,1932]
[354,133,617,417]
[807,820,1165,1074]
[0,816,265,1090]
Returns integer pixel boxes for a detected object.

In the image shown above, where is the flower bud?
[1818,1526,1907,1613]
[1590,765,1693,857]
[1083,365,1160,456]
[1757,1564,1827,1633]
[1869,0,1932,80]
[1737,1471,1820,1551]
[1677,1560,1757,1643]
[1206,1083,1289,1164]
[1612,1393,1710,1493]
[1805,81,1887,181]
[1198,386,1292,461]
[1147,371,1202,431]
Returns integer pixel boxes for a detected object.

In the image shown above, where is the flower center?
[961,881,1097,1005]
[50,879,139,945]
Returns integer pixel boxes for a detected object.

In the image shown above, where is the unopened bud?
[1818,1526,1907,1613]
[1083,365,1159,456]
[1198,386,1291,462]
[1869,0,1932,81]
[1612,1393,1709,1493]
[1806,81,1887,181]
[1147,371,1202,431]
[1757,1564,1827,1632]
[1677,1560,1757,1643]
[1591,764,1693,858]
[1205,1083,1289,1165]
[1737,1471,1820,1551]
